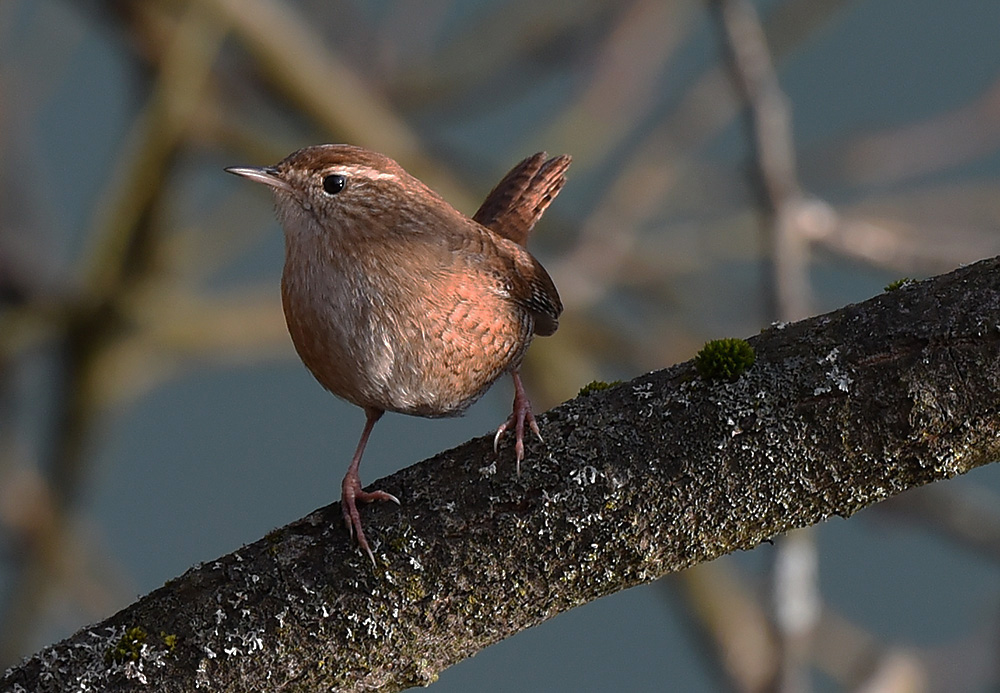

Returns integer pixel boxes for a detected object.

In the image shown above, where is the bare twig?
[203,0,473,208]
[712,0,809,322]
[0,0,228,666]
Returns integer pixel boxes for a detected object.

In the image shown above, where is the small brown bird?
[226,145,569,562]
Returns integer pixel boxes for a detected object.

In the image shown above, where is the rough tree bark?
[5,257,1000,692]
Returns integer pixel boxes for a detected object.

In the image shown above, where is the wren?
[226,145,569,563]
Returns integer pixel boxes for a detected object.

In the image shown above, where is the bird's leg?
[493,370,543,474]
[341,408,399,564]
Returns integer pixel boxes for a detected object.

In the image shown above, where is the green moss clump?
[578,380,623,396]
[695,338,756,382]
[884,277,912,291]
[106,626,148,664]
[161,632,179,654]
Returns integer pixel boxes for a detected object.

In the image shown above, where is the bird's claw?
[341,473,399,565]
[494,394,543,475]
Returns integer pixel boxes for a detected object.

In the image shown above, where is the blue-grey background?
[3,0,1000,690]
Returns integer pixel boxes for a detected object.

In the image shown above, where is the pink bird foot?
[493,371,543,474]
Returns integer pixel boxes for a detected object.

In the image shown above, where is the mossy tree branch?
[6,257,1000,692]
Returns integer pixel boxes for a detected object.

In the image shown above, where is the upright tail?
[473,153,572,247]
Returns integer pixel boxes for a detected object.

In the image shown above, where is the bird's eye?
[322,174,346,195]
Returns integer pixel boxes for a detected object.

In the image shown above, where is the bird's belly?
[383,299,532,417]
[282,276,531,417]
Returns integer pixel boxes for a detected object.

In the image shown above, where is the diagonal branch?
[6,257,1000,692]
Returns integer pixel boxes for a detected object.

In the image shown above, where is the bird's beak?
[225,165,294,193]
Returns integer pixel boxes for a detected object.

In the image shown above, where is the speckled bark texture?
[6,257,1000,692]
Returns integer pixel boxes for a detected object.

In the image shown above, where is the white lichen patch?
[541,488,563,506]
[9,625,176,692]
[195,659,211,688]
[932,450,964,477]
[633,382,654,400]
[569,465,599,487]
[565,511,604,533]
[814,347,853,395]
